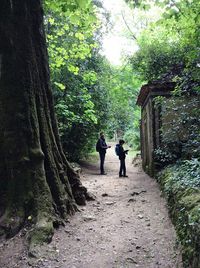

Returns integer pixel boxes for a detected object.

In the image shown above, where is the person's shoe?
[119,175,122,177]
[101,172,107,175]
[123,175,128,177]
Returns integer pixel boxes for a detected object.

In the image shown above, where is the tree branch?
[121,11,137,41]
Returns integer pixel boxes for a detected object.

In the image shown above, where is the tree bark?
[0,0,88,248]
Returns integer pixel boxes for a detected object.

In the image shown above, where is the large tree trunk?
[0,0,88,249]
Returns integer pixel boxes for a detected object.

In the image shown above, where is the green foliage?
[129,0,200,83]
[52,53,110,161]
[154,147,177,165]
[157,159,200,267]
[123,129,140,150]
[127,0,200,166]
[45,2,98,76]
[105,64,142,139]
[43,0,111,161]
[43,0,144,160]
[125,0,152,10]
[164,159,200,191]
[123,107,141,149]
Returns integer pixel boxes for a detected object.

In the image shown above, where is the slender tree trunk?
[0,0,88,249]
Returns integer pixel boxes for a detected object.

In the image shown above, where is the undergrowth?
[157,158,200,268]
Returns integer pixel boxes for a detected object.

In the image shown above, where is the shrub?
[123,129,140,150]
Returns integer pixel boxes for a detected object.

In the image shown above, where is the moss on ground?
[27,218,54,257]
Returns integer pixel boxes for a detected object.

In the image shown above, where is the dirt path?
[0,146,183,268]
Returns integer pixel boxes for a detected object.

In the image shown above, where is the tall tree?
[0,0,88,249]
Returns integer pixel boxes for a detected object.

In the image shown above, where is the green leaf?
[70,14,80,25]
[76,0,91,9]
[54,82,65,90]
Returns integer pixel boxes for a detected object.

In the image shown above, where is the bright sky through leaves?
[101,0,163,66]
[101,0,138,65]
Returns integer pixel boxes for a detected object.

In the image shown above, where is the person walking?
[116,139,128,177]
[96,132,111,175]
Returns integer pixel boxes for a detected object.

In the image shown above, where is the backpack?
[115,144,120,156]
[96,139,101,152]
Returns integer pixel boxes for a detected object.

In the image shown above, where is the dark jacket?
[99,137,107,154]
[118,145,127,160]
